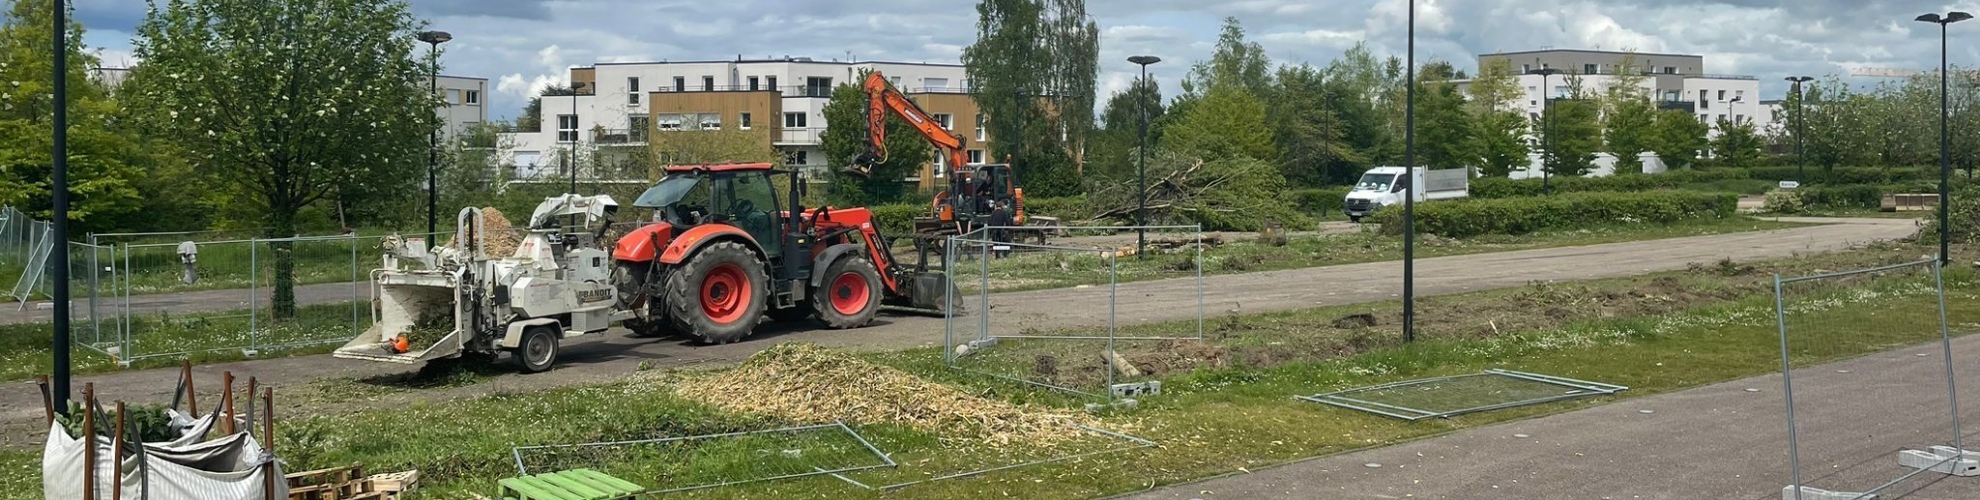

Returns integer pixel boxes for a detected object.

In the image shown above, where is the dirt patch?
[1124,340,1230,377]
[1331,313,1378,329]
[676,343,1099,446]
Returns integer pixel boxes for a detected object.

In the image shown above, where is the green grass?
[7,244,1964,500]
[961,216,1808,293]
[0,301,368,382]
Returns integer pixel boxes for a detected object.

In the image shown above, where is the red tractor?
[610,163,953,344]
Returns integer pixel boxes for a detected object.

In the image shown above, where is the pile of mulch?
[442,207,524,258]
[675,344,1100,447]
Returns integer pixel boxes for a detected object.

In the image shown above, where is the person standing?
[989,199,1014,258]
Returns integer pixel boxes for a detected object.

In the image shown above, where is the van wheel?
[1349,215,1363,223]
[512,325,559,373]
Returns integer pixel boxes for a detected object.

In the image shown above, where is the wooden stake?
[245,377,257,439]
[222,371,235,435]
[182,361,199,418]
[36,375,54,424]
[261,387,276,500]
[82,383,95,500]
[112,401,124,500]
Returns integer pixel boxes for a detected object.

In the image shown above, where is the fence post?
[248,238,258,353]
[352,234,361,336]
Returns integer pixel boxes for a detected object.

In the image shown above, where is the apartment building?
[435,75,490,141]
[1469,49,1769,139]
[503,57,979,189]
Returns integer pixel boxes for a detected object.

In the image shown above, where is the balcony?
[776,127,824,145]
[592,128,648,146]
[1692,74,1759,81]
[906,86,970,94]
[779,85,837,98]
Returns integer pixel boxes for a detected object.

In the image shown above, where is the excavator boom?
[848,72,970,177]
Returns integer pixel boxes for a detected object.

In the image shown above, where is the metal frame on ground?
[941,225,1205,402]
[1296,369,1630,421]
[824,424,1156,491]
[508,421,897,495]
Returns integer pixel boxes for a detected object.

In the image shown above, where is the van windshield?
[1354,173,1397,192]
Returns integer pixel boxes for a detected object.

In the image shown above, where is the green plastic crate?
[500,469,647,500]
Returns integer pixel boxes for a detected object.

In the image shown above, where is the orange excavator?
[847,71,1030,248]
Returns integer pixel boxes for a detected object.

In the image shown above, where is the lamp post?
[1530,68,1564,192]
[51,0,72,414]
[1402,0,1417,343]
[1786,76,1813,184]
[1128,55,1161,259]
[416,30,451,237]
[569,82,586,194]
[1917,11,1972,266]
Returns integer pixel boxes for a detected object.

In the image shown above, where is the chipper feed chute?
[334,272,466,364]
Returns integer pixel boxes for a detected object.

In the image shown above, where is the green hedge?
[1373,191,1738,238]
[868,203,923,237]
[1744,166,1934,184]
[1290,187,1350,219]
[1470,169,1753,199]
[1777,182,1937,211]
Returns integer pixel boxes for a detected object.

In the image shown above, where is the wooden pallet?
[287,466,418,500]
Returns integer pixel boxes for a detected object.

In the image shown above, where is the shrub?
[1371,191,1737,238]
[1763,190,1805,214]
[1744,166,1934,185]
[867,203,924,237]
[1021,195,1090,221]
[1470,169,1752,199]
[1290,187,1350,219]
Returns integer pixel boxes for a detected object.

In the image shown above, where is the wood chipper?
[611,163,957,345]
[333,194,633,373]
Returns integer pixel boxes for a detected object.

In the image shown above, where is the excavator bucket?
[843,154,879,178]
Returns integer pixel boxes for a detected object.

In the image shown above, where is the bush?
[1372,191,1737,238]
[1290,187,1350,219]
[1470,169,1752,199]
[1797,185,1884,210]
[1744,166,1934,185]
[1021,195,1090,221]
[1763,190,1805,214]
[867,203,923,237]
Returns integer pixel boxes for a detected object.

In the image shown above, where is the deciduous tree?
[820,77,931,206]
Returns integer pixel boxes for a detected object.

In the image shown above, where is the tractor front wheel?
[812,255,882,329]
[665,241,768,344]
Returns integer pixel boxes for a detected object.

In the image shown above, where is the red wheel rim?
[700,263,751,325]
[829,271,871,316]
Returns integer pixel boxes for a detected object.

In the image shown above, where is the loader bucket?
[887,271,963,316]
[333,273,466,364]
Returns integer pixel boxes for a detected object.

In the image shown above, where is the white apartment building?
[503,57,970,180]
[1468,49,1771,141]
[434,75,489,141]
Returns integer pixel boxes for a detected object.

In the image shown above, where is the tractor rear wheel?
[665,241,768,344]
[812,255,882,329]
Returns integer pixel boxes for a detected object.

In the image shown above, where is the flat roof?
[1480,49,1702,60]
[587,59,963,68]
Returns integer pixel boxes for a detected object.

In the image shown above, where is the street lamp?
[416,30,451,237]
[1529,68,1564,193]
[1128,55,1161,259]
[569,82,586,194]
[51,0,73,414]
[1786,76,1813,184]
[1402,0,1417,343]
[1917,11,1971,266]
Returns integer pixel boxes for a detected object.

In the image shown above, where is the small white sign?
[1779,181,1801,190]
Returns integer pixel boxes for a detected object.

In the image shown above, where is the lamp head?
[416,31,452,45]
[1128,55,1162,66]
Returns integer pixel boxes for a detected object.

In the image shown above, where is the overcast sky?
[69,0,1980,121]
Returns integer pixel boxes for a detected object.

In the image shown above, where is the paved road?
[1115,334,1980,500]
[0,218,1918,447]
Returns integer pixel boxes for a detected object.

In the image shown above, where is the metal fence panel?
[1776,259,1965,500]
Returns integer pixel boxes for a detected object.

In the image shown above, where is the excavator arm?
[847,71,970,178]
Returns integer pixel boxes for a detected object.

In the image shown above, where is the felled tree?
[1085,150,1302,232]
[125,0,435,318]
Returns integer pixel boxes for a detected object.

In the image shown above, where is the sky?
[68,0,1980,122]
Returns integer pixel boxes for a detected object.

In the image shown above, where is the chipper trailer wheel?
[665,241,768,345]
[812,255,883,329]
[513,324,560,373]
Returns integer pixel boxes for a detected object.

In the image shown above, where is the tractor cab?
[631,163,792,259]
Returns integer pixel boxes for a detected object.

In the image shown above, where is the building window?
[934,149,947,175]
[1735,90,1745,100]
[805,77,832,97]
[767,76,778,92]
[673,76,685,92]
[1717,90,1726,101]
[1663,91,1680,101]
[784,112,807,128]
[966,149,984,165]
[1734,114,1745,124]
[975,114,985,141]
[785,150,808,166]
[465,90,480,105]
[628,93,640,105]
[557,114,578,142]
[703,76,715,91]
[656,114,684,131]
[740,112,753,130]
[1698,113,1708,123]
[1521,63,1531,73]
[698,113,722,130]
[933,113,954,130]
[890,76,902,87]
[1663,66,1677,74]
[628,77,640,93]
[448,89,461,105]
[748,76,760,91]
[1583,63,1598,74]
[925,77,949,90]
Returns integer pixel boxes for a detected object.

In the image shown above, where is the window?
[703,76,715,91]
[767,76,778,91]
[1553,85,1567,98]
[784,150,808,166]
[740,112,753,130]
[1717,90,1727,101]
[890,76,902,87]
[1698,113,1709,123]
[1735,114,1745,124]
[1583,63,1598,74]
[556,114,578,142]
[925,77,949,89]
[698,113,722,130]
[448,89,462,105]
[1663,66,1677,74]
[629,116,649,133]
[805,77,832,97]
[628,92,640,105]
[1663,91,1680,102]
[628,77,640,93]
[975,114,985,141]
[1735,90,1745,100]
[966,149,984,165]
[933,113,954,130]
[673,76,685,92]
[656,114,684,131]
[748,76,760,91]
[784,112,807,128]
[1521,63,1531,73]
[465,90,480,105]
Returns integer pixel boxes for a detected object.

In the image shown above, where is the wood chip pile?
[676,344,1098,447]
[478,207,523,258]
